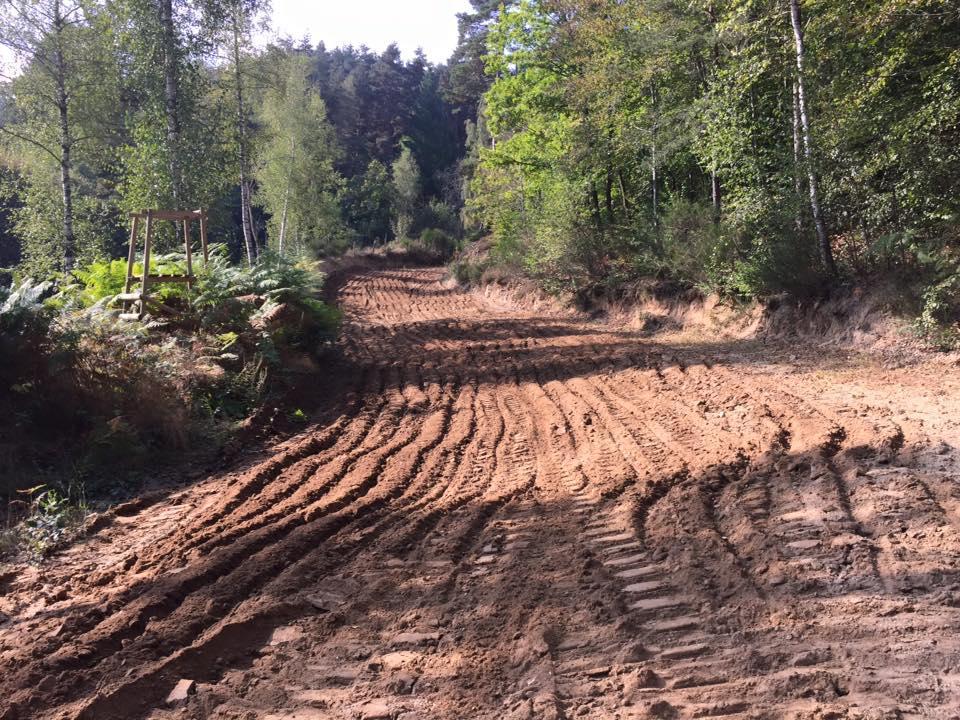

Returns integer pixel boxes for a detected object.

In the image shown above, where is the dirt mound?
[1,267,959,719]
[453,245,947,365]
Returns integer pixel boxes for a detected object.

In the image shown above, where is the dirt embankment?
[1,267,959,719]
[463,263,953,369]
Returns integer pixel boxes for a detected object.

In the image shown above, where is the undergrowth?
[0,250,341,560]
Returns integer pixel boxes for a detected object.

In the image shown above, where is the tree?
[256,51,346,258]
[346,159,392,244]
[217,0,269,265]
[788,0,834,275]
[0,0,105,271]
[0,0,126,276]
[110,0,231,230]
[391,144,420,240]
[409,68,459,199]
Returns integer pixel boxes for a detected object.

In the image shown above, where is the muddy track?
[2,267,960,720]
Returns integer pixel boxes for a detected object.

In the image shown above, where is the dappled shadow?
[2,266,953,718]
[5,431,957,719]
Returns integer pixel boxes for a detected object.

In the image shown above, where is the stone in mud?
[616,640,650,663]
[165,678,196,706]
[387,671,417,695]
[293,689,336,708]
[305,591,345,612]
[623,666,662,694]
[269,625,304,645]
[646,699,679,719]
[358,699,393,719]
[791,648,832,667]
[390,631,440,648]
[325,666,360,685]
[378,650,420,670]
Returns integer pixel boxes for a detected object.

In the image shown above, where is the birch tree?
[0,0,124,275]
[0,0,93,271]
[256,52,345,258]
[788,0,835,275]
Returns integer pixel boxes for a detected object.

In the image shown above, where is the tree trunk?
[52,2,76,272]
[159,0,182,210]
[789,0,835,275]
[589,183,603,232]
[604,166,614,224]
[708,3,722,224]
[231,7,257,265]
[711,169,721,224]
[792,81,804,232]
[278,181,290,257]
[651,144,658,228]
[278,135,295,256]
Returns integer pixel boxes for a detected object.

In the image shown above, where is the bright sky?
[266,0,474,64]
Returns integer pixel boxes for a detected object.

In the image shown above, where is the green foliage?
[391,145,422,240]
[256,52,349,259]
[71,259,129,306]
[345,160,394,245]
[17,486,88,557]
[1,250,338,508]
[412,228,458,260]
[450,258,489,286]
[466,0,960,309]
[917,272,960,350]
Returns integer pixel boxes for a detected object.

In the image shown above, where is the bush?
[0,250,340,514]
[661,200,719,284]
[414,199,461,238]
[916,272,960,350]
[450,259,488,285]
[419,229,457,258]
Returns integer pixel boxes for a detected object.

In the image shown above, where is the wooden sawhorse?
[119,209,209,320]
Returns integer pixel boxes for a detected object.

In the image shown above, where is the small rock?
[390,632,440,648]
[269,625,303,645]
[646,699,679,719]
[791,648,832,667]
[623,667,661,693]
[165,679,195,706]
[358,700,393,719]
[387,671,417,695]
[378,651,420,670]
[616,640,650,663]
[305,592,344,613]
[326,667,359,685]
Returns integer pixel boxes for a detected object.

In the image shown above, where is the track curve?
[1,267,959,720]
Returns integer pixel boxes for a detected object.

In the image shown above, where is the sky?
[265,0,475,64]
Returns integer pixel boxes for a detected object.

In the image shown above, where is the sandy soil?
[2,267,960,720]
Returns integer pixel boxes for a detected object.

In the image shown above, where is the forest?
[0,0,466,273]
[459,1,960,324]
[1,0,958,311]
[3,2,960,718]
[0,0,958,514]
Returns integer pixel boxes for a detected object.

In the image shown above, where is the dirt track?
[3,267,960,720]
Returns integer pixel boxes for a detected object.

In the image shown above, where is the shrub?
[419,228,457,258]
[660,200,719,284]
[916,272,960,350]
[1,251,339,508]
[414,200,461,238]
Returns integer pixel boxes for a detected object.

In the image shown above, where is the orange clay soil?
[2,267,960,720]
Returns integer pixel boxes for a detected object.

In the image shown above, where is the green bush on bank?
[0,251,341,553]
